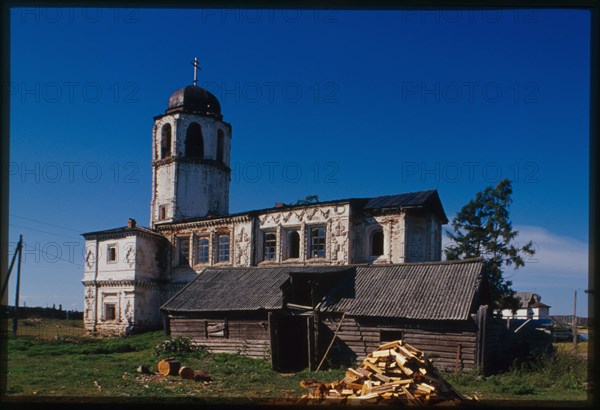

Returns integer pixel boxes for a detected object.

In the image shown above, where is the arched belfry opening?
[217,129,225,164]
[160,123,172,159]
[185,122,204,158]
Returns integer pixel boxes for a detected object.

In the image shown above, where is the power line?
[10,224,82,241]
[10,214,82,233]
[21,242,84,268]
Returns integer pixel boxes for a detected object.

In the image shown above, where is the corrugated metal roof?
[319,259,484,320]
[162,260,484,320]
[161,266,294,312]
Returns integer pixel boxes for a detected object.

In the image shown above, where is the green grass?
[4,331,345,402]
[443,343,590,402]
[3,330,590,403]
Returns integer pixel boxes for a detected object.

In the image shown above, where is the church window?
[185,122,204,158]
[371,230,384,256]
[159,205,167,221]
[217,129,225,164]
[104,303,116,321]
[288,231,300,259]
[263,232,276,261]
[107,244,117,263]
[195,237,210,264]
[160,123,172,159]
[217,235,230,263]
[309,227,326,258]
[176,236,190,266]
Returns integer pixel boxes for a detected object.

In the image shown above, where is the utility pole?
[572,290,578,354]
[12,235,23,336]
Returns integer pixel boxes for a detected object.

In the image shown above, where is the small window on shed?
[380,329,404,344]
[371,230,384,256]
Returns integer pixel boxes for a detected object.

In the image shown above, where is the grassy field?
[2,325,591,405]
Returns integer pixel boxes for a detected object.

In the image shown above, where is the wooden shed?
[161,259,505,373]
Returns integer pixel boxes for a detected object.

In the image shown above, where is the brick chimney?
[128,218,137,228]
[275,202,284,208]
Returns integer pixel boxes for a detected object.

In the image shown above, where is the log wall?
[169,315,271,359]
[321,315,479,372]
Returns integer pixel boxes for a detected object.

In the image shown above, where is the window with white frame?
[195,237,210,264]
[263,232,277,261]
[176,236,190,266]
[309,227,326,258]
[107,244,117,263]
[217,234,230,263]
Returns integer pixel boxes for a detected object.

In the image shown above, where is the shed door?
[269,313,312,372]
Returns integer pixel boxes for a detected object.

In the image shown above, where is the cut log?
[157,358,180,376]
[179,366,195,379]
[193,370,212,381]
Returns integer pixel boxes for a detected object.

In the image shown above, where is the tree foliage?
[295,194,320,205]
[445,179,536,312]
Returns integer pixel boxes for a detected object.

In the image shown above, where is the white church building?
[81,71,449,335]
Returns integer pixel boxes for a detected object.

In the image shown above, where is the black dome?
[167,86,222,119]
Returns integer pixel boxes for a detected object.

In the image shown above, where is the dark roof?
[361,190,448,223]
[320,259,483,320]
[156,189,447,227]
[161,259,484,321]
[81,225,164,239]
[161,266,351,313]
[514,292,544,309]
[166,85,222,120]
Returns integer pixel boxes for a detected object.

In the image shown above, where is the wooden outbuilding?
[161,258,508,374]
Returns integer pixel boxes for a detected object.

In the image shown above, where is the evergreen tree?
[445,178,536,312]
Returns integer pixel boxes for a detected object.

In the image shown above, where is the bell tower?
[150,58,231,228]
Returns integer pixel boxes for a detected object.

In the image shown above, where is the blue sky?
[7,7,590,315]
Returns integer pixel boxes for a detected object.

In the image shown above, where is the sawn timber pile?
[299,339,473,405]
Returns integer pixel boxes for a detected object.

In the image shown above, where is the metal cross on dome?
[191,56,201,87]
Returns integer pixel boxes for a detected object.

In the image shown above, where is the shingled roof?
[320,259,484,320]
[161,259,484,321]
[160,266,351,313]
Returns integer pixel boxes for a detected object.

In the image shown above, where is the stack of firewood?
[299,340,471,405]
